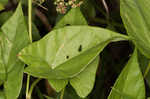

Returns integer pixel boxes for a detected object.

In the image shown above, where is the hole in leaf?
[65,24,71,26]
[66,56,69,59]
[78,45,82,52]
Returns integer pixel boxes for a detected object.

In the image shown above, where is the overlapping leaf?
[0,3,29,99]
[108,49,145,99]
[70,56,99,98]
[120,0,150,58]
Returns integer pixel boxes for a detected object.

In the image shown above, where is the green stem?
[26,0,32,99]
[28,0,32,42]
[28,78,42,98]
[26,75,30,99]
[144,61,150,78]
[60,88,65,99]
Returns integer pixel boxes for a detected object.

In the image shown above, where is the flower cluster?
[54,0,83,14]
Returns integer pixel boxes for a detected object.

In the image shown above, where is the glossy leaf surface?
[108,50,145,99]
[120,0,150,58]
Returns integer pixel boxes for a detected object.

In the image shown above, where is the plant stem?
[28,0,32,43]
[28,78,42,98]
[144,61,150,78]
[26,75,30,99]
[60,88,65,99]
[26,0,32,99]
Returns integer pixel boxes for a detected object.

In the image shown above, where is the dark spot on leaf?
[25,64,28,68]
[65,24,71,26]
[0,85,4,90]
[78,45,82,52]
[66,56,69,59]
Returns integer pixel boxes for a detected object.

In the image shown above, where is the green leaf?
[80,0,96,19]
[32,23,41,41]
[0,0,8,5]
[0,3,29,99]
[70,56,99,98]
[48,79,68,92]
[19,26,128,80]
[49,7,88,92]
[63,85,88,99]
[0,11,13,26]
[0,91,5,99]
[1,3,29,71]
[108,49,145,99]
[120,0,150,58]
[54,7,87,29]
[4,61,24,99]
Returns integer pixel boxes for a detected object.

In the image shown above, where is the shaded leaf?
[120,0,150,58]
[0,91,5,99]
[0,11,13,26]
[80,0,96,19]
[48,79,68,92]
[70,56,99,98]
[108,49,145,99]
[63,85,88,99]
[54,7,87,29]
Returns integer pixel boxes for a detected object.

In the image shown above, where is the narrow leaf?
[120,0,150,58]
[0,3,29,99]
[108,49,145,99]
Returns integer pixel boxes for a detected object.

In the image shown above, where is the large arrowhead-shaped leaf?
[108,49,145,99]
[0,3,29,99]
[70,56,99,98]
[120,0,150,58]
[49,7,88,92]
[19,26,128,80]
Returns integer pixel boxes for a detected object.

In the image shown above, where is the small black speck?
[64,0,69,2]
[66,56,69,59]
[65,24,71,26]
[0,85,4,90]
[78,45,82,52]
